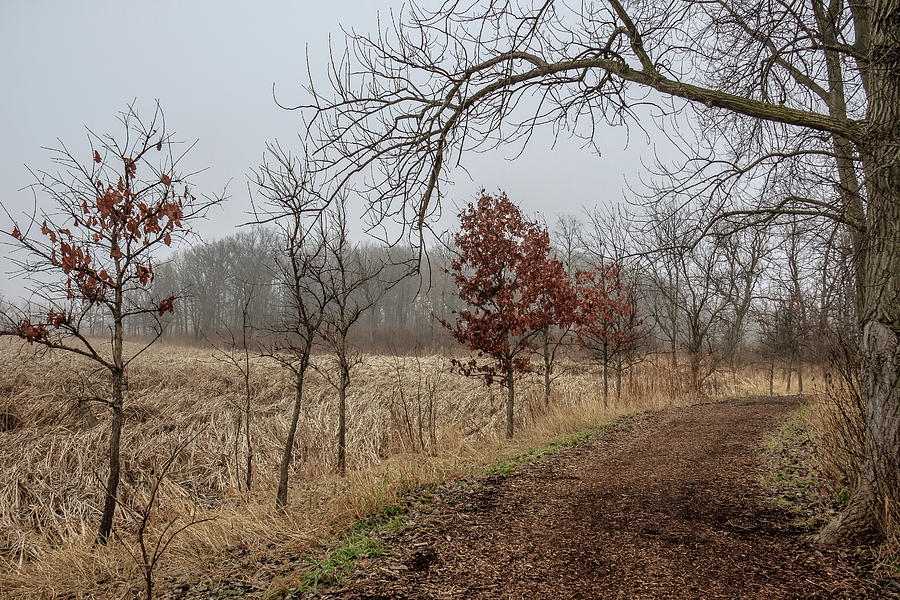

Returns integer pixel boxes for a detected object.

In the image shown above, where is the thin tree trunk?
[244,393,252,492]
[241,300,253,492]
[337,367,348,476]
[690,352,702,396]
[542,325,551,406]
[98,294,124,544]
[615,354,623,400]
[234,413,241,491]
[417,380,426,452]
[786,355,793,392]
[98,378,123,543]
[602,363,609,408]
[276,369,305,507]
[628,362,634,395]
[428,382,436,452]
[506,364,515,439]
[768,358,774,396]
[144,567,152,600]
[602,343,609,408]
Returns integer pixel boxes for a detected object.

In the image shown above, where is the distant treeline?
[92,209,858,386]
[110,228,463,351]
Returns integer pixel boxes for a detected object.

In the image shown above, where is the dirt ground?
[311,396,886,599]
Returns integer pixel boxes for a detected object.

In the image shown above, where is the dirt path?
[313,396,883,599]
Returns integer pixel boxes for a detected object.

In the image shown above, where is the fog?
[0,0,665,299]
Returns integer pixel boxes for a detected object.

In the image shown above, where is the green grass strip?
[283,413,634,597]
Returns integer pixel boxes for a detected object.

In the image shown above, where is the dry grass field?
[0,338,777,598]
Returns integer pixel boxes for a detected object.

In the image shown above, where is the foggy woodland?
[101,205,852,397]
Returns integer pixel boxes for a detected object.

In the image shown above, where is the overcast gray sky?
[0,1,666,299]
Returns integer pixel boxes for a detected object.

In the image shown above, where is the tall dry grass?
[0,339,773,598]
[809,365,899,559]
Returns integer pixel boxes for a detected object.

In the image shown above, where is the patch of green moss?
[295,513,400,594]
[485,416,628,476]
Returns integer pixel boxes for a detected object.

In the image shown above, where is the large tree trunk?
[821,0,900,543]
[821,321,900,543]
[276,369,305,508]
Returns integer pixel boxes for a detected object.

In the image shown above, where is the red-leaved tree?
[0,105,219,543]
[442,191,559,438]
[574,262,644,406]
[532,254,577,406]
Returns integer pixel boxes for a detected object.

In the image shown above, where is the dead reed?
[0,339,772,598]
[808,371,899,560]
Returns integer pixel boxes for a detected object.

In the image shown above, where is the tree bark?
[98,375,123,543]
[337,366,348,476]
[602,344,609,409]
[690,353,702,396]
[542,325,551,407]
[506,364,515,439]
[670,330,677,370]
[786,355,793,393]
[276,369,305,508]
[821,0,900,543]
[98,284,125,544]
[615,354,623,401]
[233,413,241,491]
[244,386,253,492]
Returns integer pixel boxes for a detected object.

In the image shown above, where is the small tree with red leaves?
[574,262,644,406]
[532,254,578,407]
[0,104,219,543]
[442,191,559,438]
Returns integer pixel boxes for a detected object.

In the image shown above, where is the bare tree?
[714,226,771,374]
[182,239,231,336]
[149,230,280,339]
[0,104,219,542]
[637,201,690,374]
[250,142,331,506]
[787,219,815,393]
[581,206,650,398]
[316,198,386,475]
[679,238,732,394]
[211,290,257,492]
[119,429,211,600]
